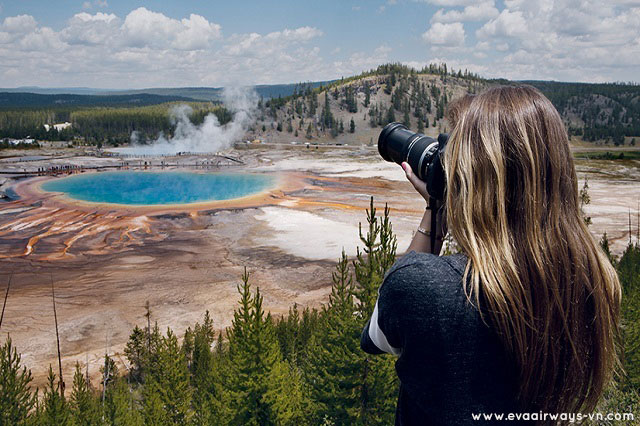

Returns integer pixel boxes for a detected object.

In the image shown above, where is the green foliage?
[68,363,100,426]
[104,377,143,426]
[224,268,287,425]
[619,243,640,390]
[0,336,37,425]
[304,199,399,425]
[0,102,229,144]
[41,366,70,426]
[145,328,192,424]
[579,177,593,226]
[124,325,146,383]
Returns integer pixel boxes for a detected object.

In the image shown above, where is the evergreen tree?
[105,378,143,426]
[580,177,592,226]
[225,268,283,425]
[263,360,311,426]
[349,118,356,133]
[68,363,99,426]
[304,250,363,424]
[364,83,371,108]
[386,106,395,125]
[352,200,399,424]
[41,366,70,426]
[124,325,146,383]
[190,312,225,425]
[145,328,192,424]
[0,336,37,425]
[403,108,411,127]
[141,383,168,426]
[618,243,640,390]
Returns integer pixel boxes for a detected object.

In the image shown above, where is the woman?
[361,86,621,425]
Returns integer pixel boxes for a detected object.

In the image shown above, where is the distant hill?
[1,65,639,146]
[0,87,103,95]
[247,65,640,146]
[519,80,640,144]
[0,92,199,109]
[0,81,334,103]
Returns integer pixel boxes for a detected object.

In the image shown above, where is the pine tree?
[141,382,168,426]
[304,250,363,424]
[0,336,37,425]
[618,243,640,390]
[352,199,399,424]
[263,360,311,426]
[580,177,592,226]
[145,328,192,424]
[225,268,283,425]
[124,325,146,383]
[105,378,143,426]
[190,312,224,425]
[349,118,356,133]
[41,365,70,426]
[68,363,100,426]
[386,106,395,125]
[364,83,371,108]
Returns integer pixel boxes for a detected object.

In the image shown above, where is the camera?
[377,122,449,201]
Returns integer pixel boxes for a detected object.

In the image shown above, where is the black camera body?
[378,122,449,201]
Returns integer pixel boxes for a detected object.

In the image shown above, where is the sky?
[0,0,638,89]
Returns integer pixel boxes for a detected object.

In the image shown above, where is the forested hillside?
[0,102,230,144]
[520,81,640,144]
[253,64,640,146]
[252,63,485,145]
[1,63,639,147]
[0,92,196,108]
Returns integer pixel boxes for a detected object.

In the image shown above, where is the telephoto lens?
[377,122,449,201]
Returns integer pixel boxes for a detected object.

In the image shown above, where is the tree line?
[0,103,230,146]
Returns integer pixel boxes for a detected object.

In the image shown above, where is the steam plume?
[127,86,258,155]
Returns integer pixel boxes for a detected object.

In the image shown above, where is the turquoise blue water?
[41,171,275,205]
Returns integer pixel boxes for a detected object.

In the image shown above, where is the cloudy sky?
[0,0,638,88]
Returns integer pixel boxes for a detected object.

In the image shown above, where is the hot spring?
[40,171,276,205]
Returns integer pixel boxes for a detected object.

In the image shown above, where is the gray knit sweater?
[361,250,527,425]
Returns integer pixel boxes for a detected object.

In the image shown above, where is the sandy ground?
[0,147,638,391]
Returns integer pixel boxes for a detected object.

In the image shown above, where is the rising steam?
[126,86,258,155]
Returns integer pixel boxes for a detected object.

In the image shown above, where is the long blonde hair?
[443,86,621,416]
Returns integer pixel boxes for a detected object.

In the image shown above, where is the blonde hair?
[443,86,621,417]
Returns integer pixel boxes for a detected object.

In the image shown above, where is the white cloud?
[121,7,221,50]
[437,0,640,82]
[431,1,499,23]
[62,12,119,45]
[422,22,465,46]
[476,9,527,39]
[2,15,38,33]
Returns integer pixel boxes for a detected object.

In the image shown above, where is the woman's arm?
[402,162,447,254]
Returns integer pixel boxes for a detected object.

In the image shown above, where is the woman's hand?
[401,162,430,203]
